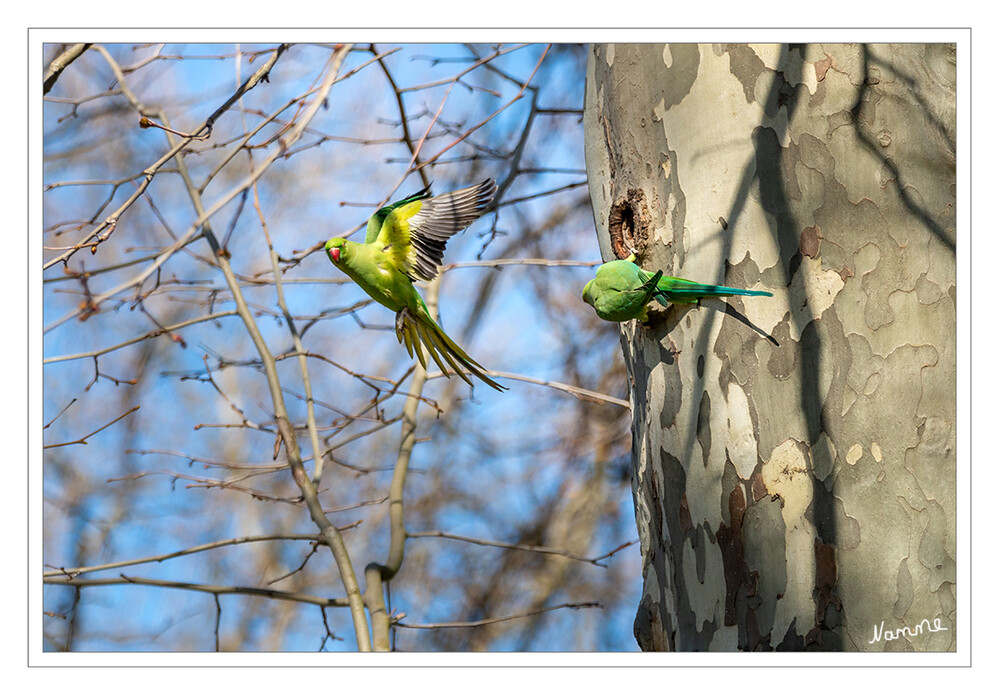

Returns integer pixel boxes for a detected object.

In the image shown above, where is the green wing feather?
[637,269,664,305]
[331,180,504,391]
[375,179,496,282]
[364,184,432,243]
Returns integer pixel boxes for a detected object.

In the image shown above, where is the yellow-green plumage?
[582,255,773,322]
[325,179,506,391]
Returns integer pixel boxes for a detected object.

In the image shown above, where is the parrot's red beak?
[330,247,340,263]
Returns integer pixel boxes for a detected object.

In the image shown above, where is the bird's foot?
[394,308,413,341]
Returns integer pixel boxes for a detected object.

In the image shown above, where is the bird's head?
[325,238,348,264]
[581,279,595,307]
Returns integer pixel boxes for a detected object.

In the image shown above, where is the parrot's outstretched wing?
[364,184,432,243]
[395,306,507,391]
[377,179,497,281]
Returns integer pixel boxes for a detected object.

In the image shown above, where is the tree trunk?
[583,43,956,651]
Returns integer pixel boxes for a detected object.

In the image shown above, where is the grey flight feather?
[406,179,496,281]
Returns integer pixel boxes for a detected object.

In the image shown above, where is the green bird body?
[582,255,773,322]
[326,179,506,391]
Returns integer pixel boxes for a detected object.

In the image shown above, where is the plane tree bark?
[583,43,956,651]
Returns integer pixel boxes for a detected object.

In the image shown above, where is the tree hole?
[608,189,649,259]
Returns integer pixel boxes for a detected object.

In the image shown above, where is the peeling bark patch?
[679,494,693,535]
[810,486,862,551]
[658,361,683,430]
[761,439,811,514]
[744,607,770,651]
[811,433,837,483]
[814,53,833,82]
[634,594,671,651]
[608,189,650,259]
[715,486,757,627]
[800,225,821,258]
[696,391,712,468]
[915,274,944,305]
[894,557,913,618]
[777,618,806,651]
[742,494,787,646]
[633,451,678,651]
[726,382,760,480]
[752,473,768,501]
[765,317,795,379]
[810,540,843,648]
[633,446,697,651]
[723,43,767,104]
[661,43,701,110]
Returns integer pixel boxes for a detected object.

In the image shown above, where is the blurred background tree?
[42,42,640,652]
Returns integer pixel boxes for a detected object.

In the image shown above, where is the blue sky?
[41,42,641,654]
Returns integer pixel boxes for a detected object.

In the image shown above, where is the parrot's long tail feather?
[394,308,507,391]
[416,322,477,389]
[657,277,773,305]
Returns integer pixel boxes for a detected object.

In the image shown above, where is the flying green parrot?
[325,179,506,391]
[581,255,773,322]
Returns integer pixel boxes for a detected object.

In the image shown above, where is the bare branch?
[44,533,327,579]
[42,43,289,272]
[395,602,601,629]
[441,258,602,272]
[44,575,351,609]
[407,530,621,567]
[44,398,78,430]
[43,405,140,449]
[417,45,551,171]
[427,369,630,409]
[44,311,239,365]
[43,43,92,95]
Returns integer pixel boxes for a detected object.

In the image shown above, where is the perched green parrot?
[325,179,506,391]
[582,255,773,322]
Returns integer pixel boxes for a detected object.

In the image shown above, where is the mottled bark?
[583,44,955,651]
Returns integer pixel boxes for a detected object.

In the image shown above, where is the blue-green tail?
[653,277,773,306]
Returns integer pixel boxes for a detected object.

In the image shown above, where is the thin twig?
[42,43,288,272]
[43,405,140,449]
[394,602,601,629]
[589,539,639,564]
[427,369,630,409]
[407,530,622,567]
[44,398,78,429]
[214,594,222,651]
[440,258,602,272]
[267,542,322,585]
[44,311,239,365]
[44,533,326,579]
[417,45,551,171]
[44,575,351,609]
